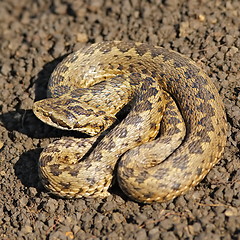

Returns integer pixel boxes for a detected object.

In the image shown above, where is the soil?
[0,0,240,239]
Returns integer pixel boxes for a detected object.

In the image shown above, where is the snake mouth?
[49,114,72,129]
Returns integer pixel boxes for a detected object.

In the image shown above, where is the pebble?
[148,227,160,239]
[225,207,239,217]
[136,229,147,240]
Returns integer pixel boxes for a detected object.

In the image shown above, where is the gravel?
[0,0,239,239]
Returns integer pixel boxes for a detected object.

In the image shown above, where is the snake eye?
[42,111,50,117]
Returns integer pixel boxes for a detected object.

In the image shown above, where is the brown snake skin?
[33,41,227,203]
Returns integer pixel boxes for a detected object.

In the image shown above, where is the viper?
[33,41,227,203]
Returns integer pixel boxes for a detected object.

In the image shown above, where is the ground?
[0,0,240,239]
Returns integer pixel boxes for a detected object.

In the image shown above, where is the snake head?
[33,97,117,136]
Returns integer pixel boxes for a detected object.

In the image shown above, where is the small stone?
[45,199,58,213]
[234,131,240,143]
[136,229,147,240]
[179,21,190,37]
[21,225,33,233]
[52,40,65,58]
[112,212,125,223]
[160,218,173,230]
[1,63,11,75]
[148,227,160,240]
[76,33,88,43]
[19,196,28,207]
[192,222,202,233]
[198,14,205,22]
[225,207,239,217]
[65,231,74,239]
[136,213,148,224]
[225,35,235,46]
[226,46,238,57]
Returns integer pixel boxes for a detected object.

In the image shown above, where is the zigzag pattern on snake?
[33,41,227,203]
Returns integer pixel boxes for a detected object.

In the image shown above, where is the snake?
[33,41,227,203]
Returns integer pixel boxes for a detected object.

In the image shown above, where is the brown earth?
[0,0,240,239]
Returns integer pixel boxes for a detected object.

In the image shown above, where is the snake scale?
[33,41,227,203]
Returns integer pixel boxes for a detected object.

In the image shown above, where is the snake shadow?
[14,148,44,192]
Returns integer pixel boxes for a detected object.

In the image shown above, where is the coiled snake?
[33,41,227,203]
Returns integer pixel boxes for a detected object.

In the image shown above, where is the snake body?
[33,41,227,203]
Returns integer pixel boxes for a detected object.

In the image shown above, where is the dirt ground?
[0,0,239,239]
